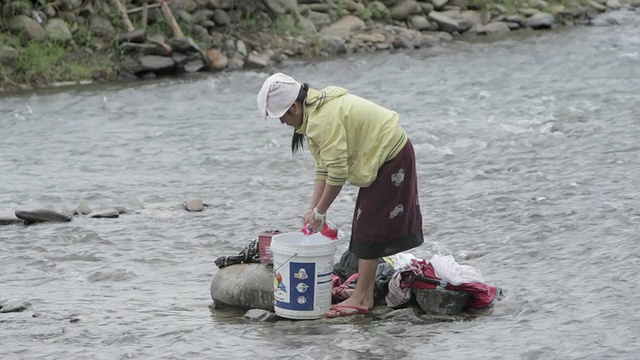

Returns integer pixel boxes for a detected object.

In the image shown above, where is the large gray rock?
[0,298,32,313]
[184,198,204,212]
[605,0,621,9]
[321,35,347,55]
[588,0,607,12]
[297,15,317,33]
[15,209,72,224]
[306,10,332,28]
[10,15,46,40]
[475,21,511,35]
[588,14,620,26]
[413,289,470,315]
[320,15,366,37]
[137,55,176,72]
[2,1,33,17]
[45,18,72,42]
[90,16,114,37]
[213,9,230,25]
[210,263,275,310]
[409,15,433,31]
[264,0,299,15]
[390,0,423,21]
[0,45,18,66]
[87,209,120,219]
[427,11,459,33]
[527,12,555,29]
[0,210,22,225]
[430,0,450,10]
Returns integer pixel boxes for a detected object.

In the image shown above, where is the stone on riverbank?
[44,19,73,42]
[9,15,46,41]
[527,12,556,29]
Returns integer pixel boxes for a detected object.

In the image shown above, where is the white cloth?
[428,254,485,286]
[256,73,301,118]
[384,253,417,270]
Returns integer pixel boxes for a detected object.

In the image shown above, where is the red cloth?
[388,259,501,309]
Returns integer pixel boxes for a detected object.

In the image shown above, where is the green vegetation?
[0,32,112,86]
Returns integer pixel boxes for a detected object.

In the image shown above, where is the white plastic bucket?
[271,232,337,319]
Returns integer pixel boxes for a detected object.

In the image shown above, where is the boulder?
[605,0,621,9]
[264,0,299,15]
[409,15,433,31]
[87,209,120,219]
[184,197,205,212]
[0,298,32,313]
[206,48,228,71]
[137,55,176,72]
[210,263,275,310]
[527,12,555,29]
[413,289,470,315]
[0,45,19,66]
[427,11,459,33]
[321,15,366,38]
[15,209,72,224]
[390,0,423,21]
[90,16,114,37]
[9,15,46,40]
[45,18,72,42]
[306,10,332,28]
[430,0,450,10]
[475,21,511,35]
[588,14,620,26]
[0,210,22,225]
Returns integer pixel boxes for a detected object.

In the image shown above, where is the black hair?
[291,83,310,154]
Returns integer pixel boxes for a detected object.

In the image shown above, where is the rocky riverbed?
[1,0,638,91]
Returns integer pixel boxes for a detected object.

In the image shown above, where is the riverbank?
[0,0,637,93]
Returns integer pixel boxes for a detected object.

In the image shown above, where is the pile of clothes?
[332,251,503,310]
[215,240,503,311]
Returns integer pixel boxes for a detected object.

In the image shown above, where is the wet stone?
[244,309,278,322]
[0,298,32,313]
[413,289,470,315]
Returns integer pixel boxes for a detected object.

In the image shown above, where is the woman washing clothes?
[257,73,424,318]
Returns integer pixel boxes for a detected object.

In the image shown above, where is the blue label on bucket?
[275,261,315,311]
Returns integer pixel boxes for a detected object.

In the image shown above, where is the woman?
[257,73,424,317]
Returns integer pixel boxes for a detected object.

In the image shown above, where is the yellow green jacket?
[296,87,407,187]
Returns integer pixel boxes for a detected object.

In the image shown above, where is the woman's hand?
[303,208,325,233]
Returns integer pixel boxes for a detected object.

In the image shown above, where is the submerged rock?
[413,289,470,315]
[15,209,72,224]
[0,210,22,225]
[87,208,120,218]
[244,309,279,322]
[184,197,205,212]
[0,298,32,313]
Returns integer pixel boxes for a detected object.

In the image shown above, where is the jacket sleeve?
[308,114,348,187]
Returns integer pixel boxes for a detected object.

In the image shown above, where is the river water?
[1,10,639,360]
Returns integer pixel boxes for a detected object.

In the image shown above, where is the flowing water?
[1,10,639,360]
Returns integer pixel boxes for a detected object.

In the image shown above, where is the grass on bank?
[0,34,113,87]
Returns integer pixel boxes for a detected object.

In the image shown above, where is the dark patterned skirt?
[349,140,424,259]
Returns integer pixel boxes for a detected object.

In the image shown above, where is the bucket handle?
[271,252,298,275]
